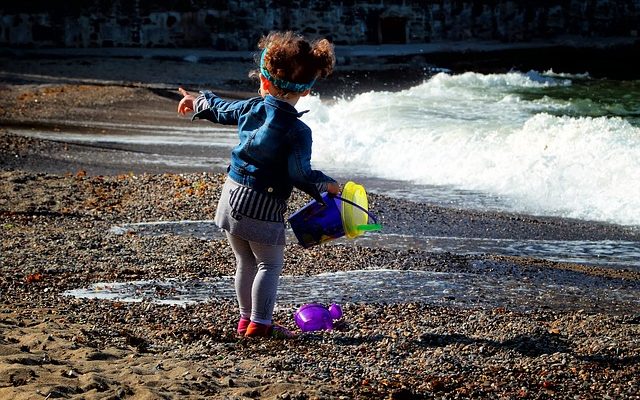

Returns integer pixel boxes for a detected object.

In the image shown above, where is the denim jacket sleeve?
[287,125,336,202]
[191,91,257,125]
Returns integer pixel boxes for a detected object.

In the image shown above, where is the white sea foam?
[301,71,640,226]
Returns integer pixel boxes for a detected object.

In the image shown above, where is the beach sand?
[1,52,639,399]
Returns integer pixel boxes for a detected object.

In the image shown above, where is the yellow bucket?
[340,181,381,238]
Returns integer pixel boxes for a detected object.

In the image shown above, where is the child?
[178,31,340,338]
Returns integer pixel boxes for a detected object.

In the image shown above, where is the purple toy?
[294,303,343,332]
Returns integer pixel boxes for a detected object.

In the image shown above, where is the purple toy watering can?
[294,303,343,332]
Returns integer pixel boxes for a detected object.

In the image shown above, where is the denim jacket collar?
[264,94,309,117]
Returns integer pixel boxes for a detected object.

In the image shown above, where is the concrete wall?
[1,0,638,49]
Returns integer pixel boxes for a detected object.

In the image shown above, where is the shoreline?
[3,130,639,244]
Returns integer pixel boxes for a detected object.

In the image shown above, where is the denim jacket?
[193,92,335,202]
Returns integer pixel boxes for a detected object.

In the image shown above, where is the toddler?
[178,31,339,338]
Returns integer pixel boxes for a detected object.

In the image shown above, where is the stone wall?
[1,0,638,49]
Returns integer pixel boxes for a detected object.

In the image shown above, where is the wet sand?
[1,52,639,399]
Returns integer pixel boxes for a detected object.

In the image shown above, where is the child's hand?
[177,87,196,116]
[327,182,341,195]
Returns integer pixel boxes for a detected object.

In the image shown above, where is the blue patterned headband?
[260,48,316,92]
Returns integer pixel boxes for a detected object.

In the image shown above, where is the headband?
[260,48,316,93]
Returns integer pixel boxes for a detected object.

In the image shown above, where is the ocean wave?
[302,71,640,226]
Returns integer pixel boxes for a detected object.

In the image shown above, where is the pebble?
[1,168,639,399]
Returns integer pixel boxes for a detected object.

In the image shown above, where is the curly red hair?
[256,31,335,95]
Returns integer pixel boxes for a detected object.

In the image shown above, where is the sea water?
[10,69,640,271]
[63,268,640,313]
[109,221,640,269]
[53,70,640,308]
[300,70,640,227]
[12,70,639,227]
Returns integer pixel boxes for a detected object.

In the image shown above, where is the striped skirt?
[214,176,287,245]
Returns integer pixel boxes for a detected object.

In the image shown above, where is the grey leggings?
[225,232,285,325]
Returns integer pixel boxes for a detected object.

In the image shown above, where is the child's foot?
[245,321,296,339]
[237,317,251,336]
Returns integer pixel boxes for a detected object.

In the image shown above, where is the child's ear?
[300,89,311,97]
[259,74,270,89]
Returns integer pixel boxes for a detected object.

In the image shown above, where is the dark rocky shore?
[1,49,639,399]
